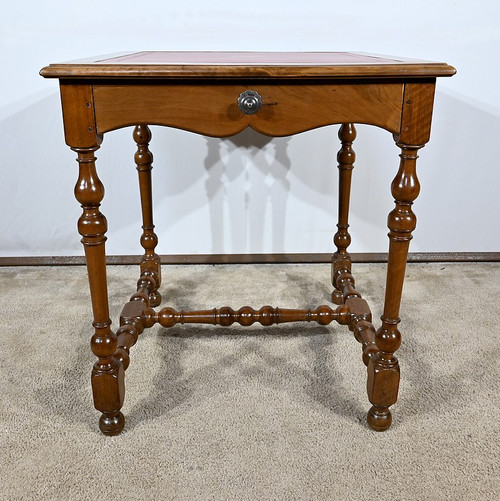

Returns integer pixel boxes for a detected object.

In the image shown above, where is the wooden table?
[41,52,455,435]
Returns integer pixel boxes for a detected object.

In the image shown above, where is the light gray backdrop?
[1,0,498,257]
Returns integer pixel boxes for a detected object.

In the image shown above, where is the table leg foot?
[365,141,422,431]
[367,406,392,431]
[73,144,127,436]
[91,355,125,435]
[99,411,125,436]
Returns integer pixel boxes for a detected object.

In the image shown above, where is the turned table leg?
[332,123,356,305]
[365,81,435,430]
[366,143,421,431]
[73,145,125,435]
[134,125,162,307]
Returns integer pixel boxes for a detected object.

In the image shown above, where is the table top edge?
[40,51,456,79]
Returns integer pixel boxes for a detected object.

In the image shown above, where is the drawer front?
[93,82,404,137]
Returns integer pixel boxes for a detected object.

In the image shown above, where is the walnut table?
[40,52,455,435]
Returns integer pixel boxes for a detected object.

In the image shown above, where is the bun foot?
[367,406,392,431]
[99,411,125,436]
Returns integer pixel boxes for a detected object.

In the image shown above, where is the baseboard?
[0,252,498,266]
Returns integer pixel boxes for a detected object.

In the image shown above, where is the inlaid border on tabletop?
[40,51,456,80]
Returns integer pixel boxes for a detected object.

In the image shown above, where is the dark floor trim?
[1,252,499,266]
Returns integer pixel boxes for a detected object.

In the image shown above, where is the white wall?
[1,0,499,257]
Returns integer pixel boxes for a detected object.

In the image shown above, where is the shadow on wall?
[149,122,392,255]
[415,88,500,251]
[1,87,499,257]
[127,86,500,254]
[151,125,340,254]
[203,129,291,254]
[0,92,82,256]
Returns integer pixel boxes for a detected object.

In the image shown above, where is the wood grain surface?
[40,51,456,79]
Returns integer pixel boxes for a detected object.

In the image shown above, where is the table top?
[40,51,456,80]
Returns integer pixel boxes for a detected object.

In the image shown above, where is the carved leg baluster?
[346,297,379,367]
[367,144,421,431]
[142,303,351,329]
[113,275,155,371]
[73,145,125,435]
[134,125,162,307]
[332,123,358,304]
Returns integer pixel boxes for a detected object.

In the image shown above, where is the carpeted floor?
[0,263,498,500]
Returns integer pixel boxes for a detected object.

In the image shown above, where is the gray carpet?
[0,263,499,500]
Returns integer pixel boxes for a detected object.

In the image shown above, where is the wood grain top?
[40,51,456,79]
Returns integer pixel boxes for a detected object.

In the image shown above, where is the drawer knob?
[237,90,262,115]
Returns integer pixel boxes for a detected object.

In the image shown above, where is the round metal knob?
[237,90,262,115]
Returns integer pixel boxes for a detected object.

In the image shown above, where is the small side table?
[41,52,455,435]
